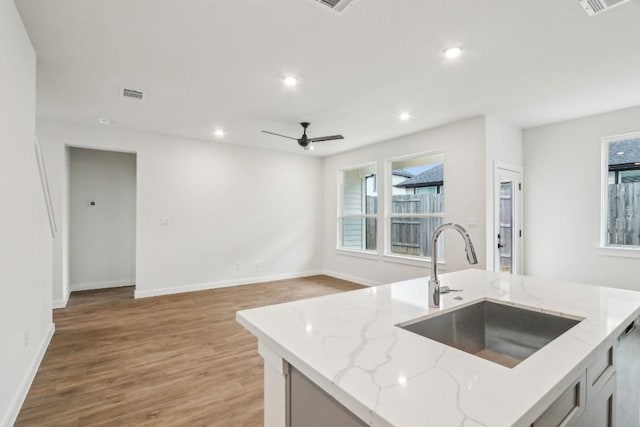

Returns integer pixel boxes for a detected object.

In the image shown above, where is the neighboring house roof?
[609,139,640,166]
[392,169,415,178]
[394,164,443,188]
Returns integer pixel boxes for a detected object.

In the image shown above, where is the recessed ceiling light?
[443,45,464,59]
[283,76,299,87]
[399,112,412,121]
[213,129,225,137]
[97,118,111,125]
[617,151,625,156]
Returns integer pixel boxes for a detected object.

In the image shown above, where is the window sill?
[336,248,379,260]
[382,254,446,269]
[598,246,640,259]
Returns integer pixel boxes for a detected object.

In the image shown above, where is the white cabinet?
[533,341,617,427]
[288,366,367,427]
[532,373,586,426]
[579,374,616,427]
[582,341,616,427]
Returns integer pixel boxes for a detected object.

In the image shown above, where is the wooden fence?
[365,194,444,256]
[608,183,640,246]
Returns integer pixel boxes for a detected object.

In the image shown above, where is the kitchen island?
[236,269,640,426]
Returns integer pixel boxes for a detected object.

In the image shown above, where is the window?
[387,153,444,259]
[338,164,377,252]
[603,134,640,248]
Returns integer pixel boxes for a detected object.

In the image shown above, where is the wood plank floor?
[16,275,363,426]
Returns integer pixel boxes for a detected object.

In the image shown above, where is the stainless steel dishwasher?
[617,318,640,427]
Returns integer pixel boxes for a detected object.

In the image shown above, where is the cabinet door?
[288,366,367,427]
[532,373,586,427]
[582,374,616,427]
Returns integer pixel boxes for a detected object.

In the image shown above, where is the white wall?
[485,116,524,272]
[523,105,640,291]
[48,144,70,307]
[69,148,136,290]
[39,121,324,301]
[322,117,487,286]
[0,1,54,424]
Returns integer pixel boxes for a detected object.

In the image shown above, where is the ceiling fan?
[262,122,344,150]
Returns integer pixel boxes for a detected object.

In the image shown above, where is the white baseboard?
[321,270,382,287]
[1,323,55,427]
[134,270,323,299]
[70,279,134,292]
[52,291,70,309]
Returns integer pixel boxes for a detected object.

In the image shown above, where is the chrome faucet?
[428,223,478,308]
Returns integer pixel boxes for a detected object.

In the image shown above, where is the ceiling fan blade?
[308,135,344,143]
[262,130,298,141]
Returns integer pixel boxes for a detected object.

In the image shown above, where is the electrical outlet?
[161,217,170,226]
[235,262,241,270]
[23,332,30,348]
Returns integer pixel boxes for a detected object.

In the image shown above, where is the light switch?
[161,217,170,226]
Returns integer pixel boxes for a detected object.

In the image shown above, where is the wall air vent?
[122,88,144,101]
[312,0,358,13]
[579,0,633,16]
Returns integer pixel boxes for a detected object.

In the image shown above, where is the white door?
[494,166,522,274]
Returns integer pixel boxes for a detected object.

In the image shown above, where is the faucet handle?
[439,286,463,294]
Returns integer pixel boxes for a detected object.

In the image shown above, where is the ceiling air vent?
[122,88,144,101]
[579,0,633,16]
[313,0,358,13]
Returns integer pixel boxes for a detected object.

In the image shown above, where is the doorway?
[69,147,136,292]
[494,164,522,274]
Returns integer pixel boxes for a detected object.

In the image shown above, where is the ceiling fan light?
[263,122,341,150]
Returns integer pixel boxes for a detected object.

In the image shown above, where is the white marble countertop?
[236,269,640,426]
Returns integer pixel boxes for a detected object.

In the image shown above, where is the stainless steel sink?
[398,300,582,368]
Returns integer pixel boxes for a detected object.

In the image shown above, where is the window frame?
[600,131,640,257]
[337,162,379,255]
[384,151,445,263]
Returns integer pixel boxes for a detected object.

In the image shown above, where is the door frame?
[64,144,138,299]
[492,161,523,274]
